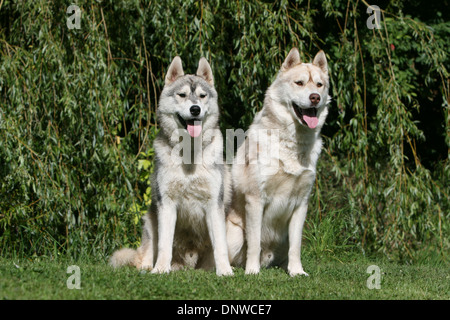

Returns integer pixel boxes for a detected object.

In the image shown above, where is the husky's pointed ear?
[281,48,301,71]
[312,50,328,74]
[165,56,184,85]
[196,57,214,85]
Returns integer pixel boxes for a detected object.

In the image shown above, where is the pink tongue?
[303,115,319,129]
[187,124,202,137]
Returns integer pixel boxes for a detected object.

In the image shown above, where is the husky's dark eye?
[178,93,186,98]
[199,93,207,99]
[295,81,304,86]
[317,82,323,88]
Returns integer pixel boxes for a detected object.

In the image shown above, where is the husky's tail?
[110,214,154,269]
[109,248,139,268]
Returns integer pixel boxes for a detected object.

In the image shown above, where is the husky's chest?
[262,168,315,215]
[158,164,218,233]
[259,136,318,229]
[164,165,215,203]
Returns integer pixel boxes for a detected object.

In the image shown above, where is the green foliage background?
[0,0,448,263]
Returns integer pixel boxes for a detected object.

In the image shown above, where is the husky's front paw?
[245,265,261,275]
[245,257,261,275]
[216,265,234,277]
[288,268,309,277]
[151,264,171,274]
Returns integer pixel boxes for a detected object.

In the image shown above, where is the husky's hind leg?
[138,212,157,270]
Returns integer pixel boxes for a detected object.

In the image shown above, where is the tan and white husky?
[226,48,330,276]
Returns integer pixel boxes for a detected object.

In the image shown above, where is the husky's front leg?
[287,200,309,277]
[152,201,177,274]
[206,202,234,276]
[244,195,263,274]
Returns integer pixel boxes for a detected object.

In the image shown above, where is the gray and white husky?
[110,56,233,276]
[226,48,330,276]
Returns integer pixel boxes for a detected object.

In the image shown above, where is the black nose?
[190,105,201,116]
[309,93,320,105]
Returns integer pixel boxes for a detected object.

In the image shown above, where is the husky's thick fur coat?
[226,48,330,276]
[110,56,233,276]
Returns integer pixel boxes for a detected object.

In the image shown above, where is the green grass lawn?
[1,253,448,300]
